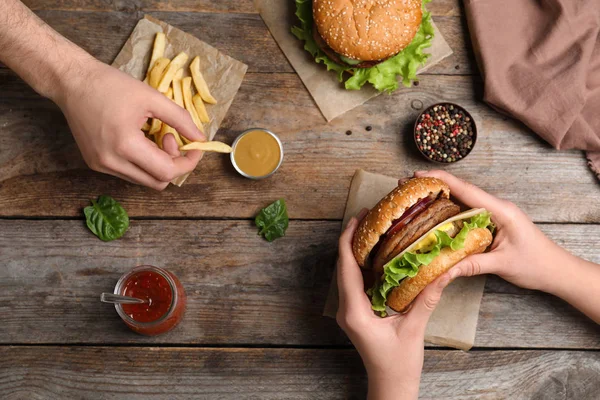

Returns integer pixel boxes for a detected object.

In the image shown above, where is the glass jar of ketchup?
[114,265,186,336]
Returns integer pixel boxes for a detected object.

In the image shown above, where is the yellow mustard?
[233,130,281,177]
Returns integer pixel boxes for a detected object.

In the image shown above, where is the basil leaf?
[84,195,129,241]
[255,199,289,242]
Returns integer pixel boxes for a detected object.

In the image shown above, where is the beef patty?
[372,198,461,274]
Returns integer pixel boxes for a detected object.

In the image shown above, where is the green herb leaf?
[370,211,494,313]
[292,0,434,91]
[84,195,129,241]
[255,199,289,242]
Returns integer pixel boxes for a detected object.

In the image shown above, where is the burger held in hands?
[352,177,495,316]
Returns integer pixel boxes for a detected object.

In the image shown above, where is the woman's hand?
[413,170,573,294]
[414,170,600,323]
[337,210,455,400]
[54,59,205,190]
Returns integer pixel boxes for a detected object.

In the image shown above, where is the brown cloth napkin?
[464,0,600,179]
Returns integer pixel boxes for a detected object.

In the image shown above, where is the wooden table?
[1,1,599,398]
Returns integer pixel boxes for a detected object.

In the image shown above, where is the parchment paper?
[112,15,248,186]
[323,170,486,350]
[255,0,454,122]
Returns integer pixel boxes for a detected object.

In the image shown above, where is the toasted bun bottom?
[386,227,493,313]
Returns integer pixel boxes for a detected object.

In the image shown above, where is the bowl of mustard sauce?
[230,128,283,179]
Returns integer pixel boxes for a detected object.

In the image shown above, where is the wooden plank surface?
[2,346,600,399]
[2,2,598,397]
[22,0,463,17]
[0,11,472,75]
[24,0,258,13]
[1,220,598,348]
[1,70,598,221]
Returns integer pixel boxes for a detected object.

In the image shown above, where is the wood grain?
[22,0,463,16]
[0,11,473,75]
[1,70,598,221]
[1,220,598,348]
[23,0,257,13]
[2,347,600,399]
[1,13,472,76]
[2,2,597,394]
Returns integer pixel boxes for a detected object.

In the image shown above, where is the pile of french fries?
[141,33,231,154]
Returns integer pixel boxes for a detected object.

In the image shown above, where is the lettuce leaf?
[291,0,347,81]
[369,212,494,314]
[291,0,434,92]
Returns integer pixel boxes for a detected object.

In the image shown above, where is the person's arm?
[0,0,205,190]
[0,0,89,102]
[337,210,455,400]
[548,256,600,323]
[415,170,600,324]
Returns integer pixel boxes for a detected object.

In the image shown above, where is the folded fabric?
[464,0,600,179]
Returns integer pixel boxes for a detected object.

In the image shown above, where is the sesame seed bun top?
[352,177,450,268]
[313,0,423,61]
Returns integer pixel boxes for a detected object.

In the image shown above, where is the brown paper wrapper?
[323,170,486,351]
[111,15,248,186]
[255,0,454,121]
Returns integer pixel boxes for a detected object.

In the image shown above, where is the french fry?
[157,52,189,93]
[180,141,232,153]
[146,57,171,134]
[190,56,217,104]
[148,118,162,136]
[192,93,210,123]
[144,32,166,84]
[181,77,204,132]
[157,125,184,149]
[172,69,184,108]
[149,57,170,89]
[157,124,184,149]
[141,120,151,132]
[155,87,184,149]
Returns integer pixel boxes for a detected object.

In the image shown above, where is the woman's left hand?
[336,209,456,400]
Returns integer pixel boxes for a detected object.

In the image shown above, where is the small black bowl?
[413,102,477,164]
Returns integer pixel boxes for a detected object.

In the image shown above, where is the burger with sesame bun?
[292,0,435,92]
[352,177,494,315]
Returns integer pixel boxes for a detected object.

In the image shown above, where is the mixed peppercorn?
[415,103,475,163]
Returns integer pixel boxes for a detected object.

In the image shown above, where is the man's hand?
[57,60,204,190]
[337,210,454,400]
[0,0,205,190]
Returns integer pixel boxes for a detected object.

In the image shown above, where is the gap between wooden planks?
[1,220,598,348]
[0,10,473,75]
[1,69,598,221]
[1,346,599,399]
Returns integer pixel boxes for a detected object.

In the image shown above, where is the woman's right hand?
[413,170,575,294]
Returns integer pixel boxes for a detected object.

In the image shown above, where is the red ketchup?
[114,266,186,336]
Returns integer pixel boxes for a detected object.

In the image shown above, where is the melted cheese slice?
[395,208,488,259]
[412,222,455,252]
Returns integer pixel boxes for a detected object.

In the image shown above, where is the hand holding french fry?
[0,3,211,190]
[141,32,227,159]
[56,59,205,190]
